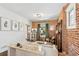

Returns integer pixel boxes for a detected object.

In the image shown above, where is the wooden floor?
[0,51,8,56]
[58,52,68,56]
[0,50,67,56]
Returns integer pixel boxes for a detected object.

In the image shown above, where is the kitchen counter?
[8,41,58,56]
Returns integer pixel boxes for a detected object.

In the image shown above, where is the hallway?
[31,3,79,56]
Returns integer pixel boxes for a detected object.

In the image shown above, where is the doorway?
[56,20,62,52]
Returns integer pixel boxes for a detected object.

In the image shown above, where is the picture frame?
[0,17,11,31]
[19,22,24,31]
[11,20,19,31]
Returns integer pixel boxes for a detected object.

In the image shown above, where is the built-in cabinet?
[27,25,31,40]
[31,28,37,41]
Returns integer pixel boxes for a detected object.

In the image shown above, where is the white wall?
[0,6,31,52]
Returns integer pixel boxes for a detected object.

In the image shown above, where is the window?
[66,4,76,29]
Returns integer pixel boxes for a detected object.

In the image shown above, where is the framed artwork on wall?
[19,22,24,31]
[11,20,19,31]
[0,17,11,31]
[66,4,76,29]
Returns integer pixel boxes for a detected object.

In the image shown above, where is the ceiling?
[0,3,65,21]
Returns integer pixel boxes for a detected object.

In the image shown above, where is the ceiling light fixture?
[33,13,44,18]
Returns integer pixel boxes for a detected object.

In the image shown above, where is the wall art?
[12,20,19,31]
[19,22,24,31]
[0,17,11,31]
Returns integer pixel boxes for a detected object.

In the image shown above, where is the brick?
[59,4,79,55]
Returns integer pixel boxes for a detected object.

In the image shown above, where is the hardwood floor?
[0,51,8,56]
[58,52,68,56]
[0,50,65,56]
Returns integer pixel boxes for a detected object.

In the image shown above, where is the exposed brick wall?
[58,4,69,54]
[67,4,79,56]
[62,9,68,54]
[67,29,78,55]
[59,4,79,55]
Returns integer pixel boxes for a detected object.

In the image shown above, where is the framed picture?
[19,22,24,31]
[12,20,19,31]
[0,17,11,31]
[66,4,76,29]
